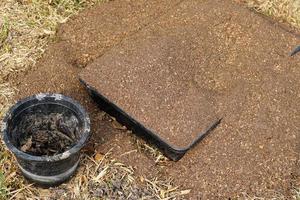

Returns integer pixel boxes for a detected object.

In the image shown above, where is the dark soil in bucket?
[15,113,79,156]
[3,94,90,187]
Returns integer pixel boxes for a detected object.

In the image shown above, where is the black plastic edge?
[80,79,221,161]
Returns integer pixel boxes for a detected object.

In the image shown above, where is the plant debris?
[14,113,79,156]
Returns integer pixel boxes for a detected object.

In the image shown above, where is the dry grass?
[134,135,169,166]
[0,145,189,199]
[0,0,103,119]
[0,144,189,198]
[245,0,300,29]
[0,0,300,199]
[294,189,300,200]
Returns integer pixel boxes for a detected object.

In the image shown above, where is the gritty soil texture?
[15,113,78,156]
[11,0,300,199]
[80,34,220,149]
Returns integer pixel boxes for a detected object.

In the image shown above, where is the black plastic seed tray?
[80,80,221,161]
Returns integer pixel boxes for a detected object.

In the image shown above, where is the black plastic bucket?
[2,93,90,186]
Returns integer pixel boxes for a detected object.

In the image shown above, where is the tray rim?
[80,78,221,161]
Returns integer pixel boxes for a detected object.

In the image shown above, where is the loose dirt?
[11,0,300,198]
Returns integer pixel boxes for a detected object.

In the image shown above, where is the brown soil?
[12,0,300,198]
[80,33,219,149]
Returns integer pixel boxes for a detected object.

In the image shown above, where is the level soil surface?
[12,0,300,198]
[80,14,220,150]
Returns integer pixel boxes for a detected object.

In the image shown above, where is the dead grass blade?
[246,0,300,29]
